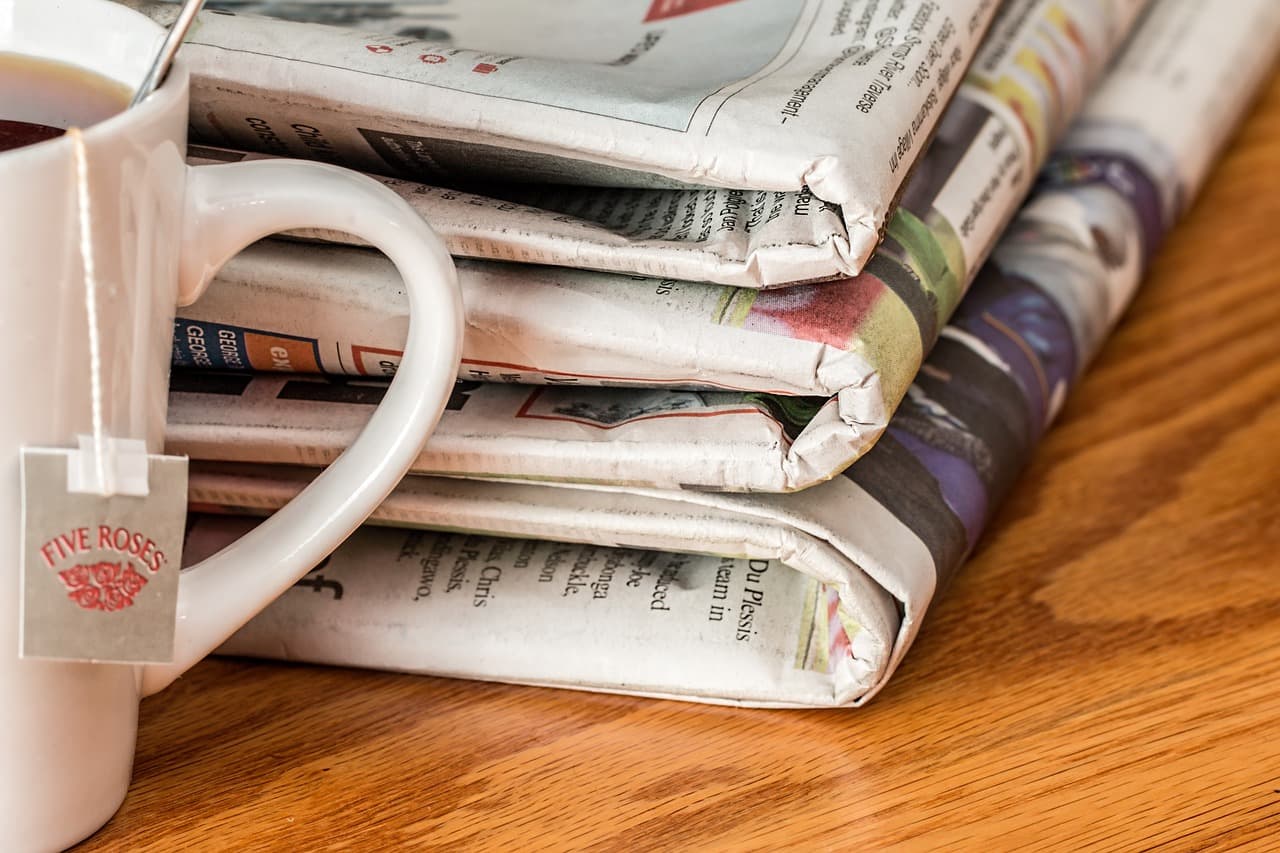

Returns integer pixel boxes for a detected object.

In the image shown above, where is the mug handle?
[140,160,462,697]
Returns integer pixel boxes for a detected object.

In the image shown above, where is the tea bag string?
[68,127,112,496]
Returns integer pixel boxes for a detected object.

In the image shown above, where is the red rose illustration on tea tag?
[57,561,148,612]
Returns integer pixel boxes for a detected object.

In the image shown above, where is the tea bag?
[19,128,188,663]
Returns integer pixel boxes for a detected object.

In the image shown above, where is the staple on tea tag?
[67,435,150,496]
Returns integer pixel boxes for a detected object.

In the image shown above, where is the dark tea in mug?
[0,52,130,153]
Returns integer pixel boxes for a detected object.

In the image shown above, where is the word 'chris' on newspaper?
[172,0,1153,492]
[182,0,1280,708]
[134,0,1004,285]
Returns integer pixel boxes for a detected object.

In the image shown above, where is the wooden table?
[84,73,1280,850]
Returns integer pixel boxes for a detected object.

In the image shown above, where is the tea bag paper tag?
[19,445,188,663]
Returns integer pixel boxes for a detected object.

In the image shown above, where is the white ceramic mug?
[0,1,463,848]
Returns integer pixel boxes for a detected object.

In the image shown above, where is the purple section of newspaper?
[849,151,1162,583]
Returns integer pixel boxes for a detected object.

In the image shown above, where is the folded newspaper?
[181,0,1280,707]
[171,0,1145,288]
[135,0,1005,285]
[173,0,1148,491]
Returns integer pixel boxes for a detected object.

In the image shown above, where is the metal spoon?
[130,0,207,107]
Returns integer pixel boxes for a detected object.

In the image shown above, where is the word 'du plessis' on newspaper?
[172,0,1151,492]
[137,0,1006,288]
[181,0,1280,707]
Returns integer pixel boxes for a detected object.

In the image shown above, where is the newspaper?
[133,0,1004,287]
[171,0,1147,289]
[173,0,1147,491]
[182,0,1280,707]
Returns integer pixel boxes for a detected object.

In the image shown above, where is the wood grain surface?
[81,71,1280,851]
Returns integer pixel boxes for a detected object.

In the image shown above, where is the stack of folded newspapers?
[141,0,1278,707]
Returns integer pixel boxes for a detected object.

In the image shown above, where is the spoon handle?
[130,0,207,107]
